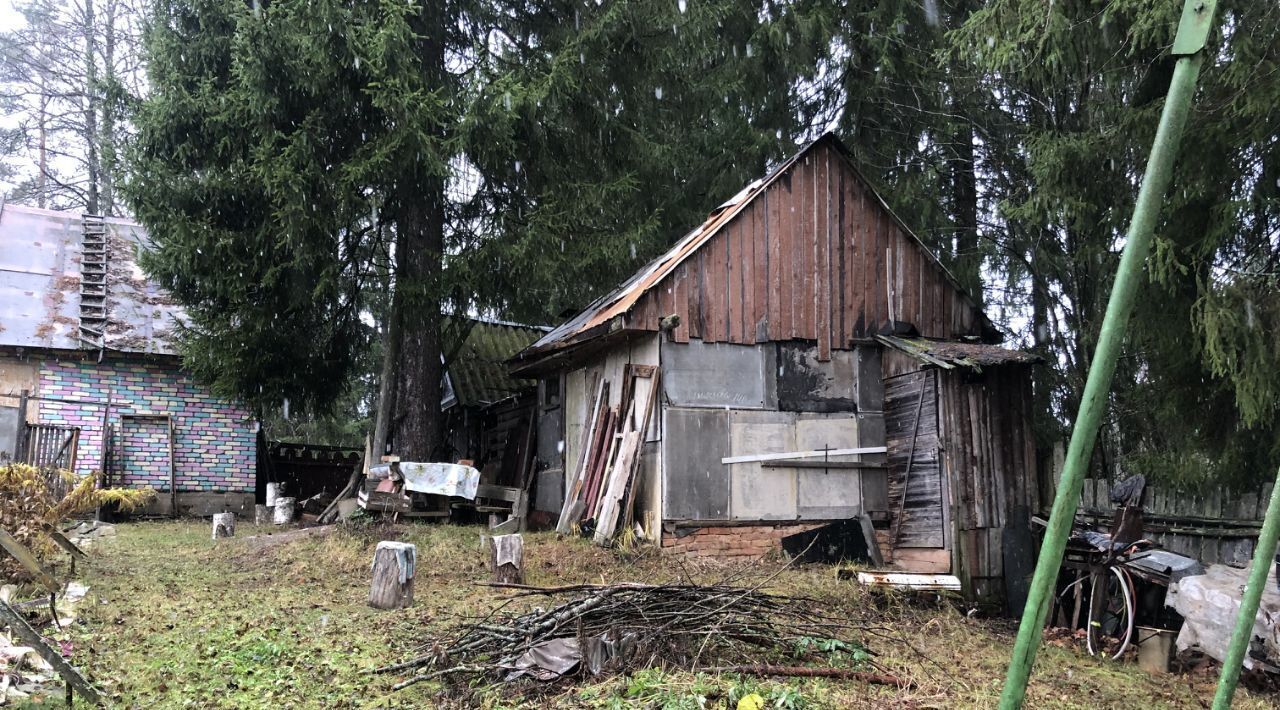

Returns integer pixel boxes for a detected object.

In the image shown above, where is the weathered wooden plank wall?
[938,366,1039,604]
[630,142,985,357]
[1076,477,1271,567]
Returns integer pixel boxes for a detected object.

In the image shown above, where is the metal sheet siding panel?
[662,407,730,520]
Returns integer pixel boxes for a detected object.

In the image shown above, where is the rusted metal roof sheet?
[0,202,183,355]
[514,131,993,373]
[877,335,1040,369]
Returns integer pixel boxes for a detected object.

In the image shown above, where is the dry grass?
[30,520,1276,708]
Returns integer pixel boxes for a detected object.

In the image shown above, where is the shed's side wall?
[40,357,256,490]
[628,142,984,355]
[659,339,888,524]
[560,334,662,537]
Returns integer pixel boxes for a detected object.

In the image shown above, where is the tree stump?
[368,541,416,610]
[489,534,524,584]
[211,513,235,540]
[254,505,272,525]
[273,498,296,525]
[266,482,284,507]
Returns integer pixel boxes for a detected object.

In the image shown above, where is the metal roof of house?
[876,335,1040,369]
[513,133,995,366]
[0,202,183,355]
[444,316,548,408]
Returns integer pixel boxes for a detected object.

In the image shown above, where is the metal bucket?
[1136,626,1175,674]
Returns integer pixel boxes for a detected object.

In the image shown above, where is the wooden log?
[211,512,235,540]
[369,541,416,610]
[254,504,272,525]
[272,498,296,525]
[489,534,524,585]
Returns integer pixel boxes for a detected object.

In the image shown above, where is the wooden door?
[884,370,945,549]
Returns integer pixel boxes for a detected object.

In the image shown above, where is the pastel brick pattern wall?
[37,357,255,492]
[660,523,823,559]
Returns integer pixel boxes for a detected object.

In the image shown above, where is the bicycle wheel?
[1086,565,1135,659]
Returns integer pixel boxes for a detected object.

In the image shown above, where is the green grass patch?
[32,520,1274,708]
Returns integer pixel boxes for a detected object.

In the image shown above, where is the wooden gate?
[17,424,81,501]
[19,424,80,471]
[885,370,946,550]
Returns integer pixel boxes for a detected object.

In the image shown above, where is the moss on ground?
[33,520,1273,708]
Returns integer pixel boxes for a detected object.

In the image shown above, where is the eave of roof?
[444,315,550,407]
[876,335,1041,370]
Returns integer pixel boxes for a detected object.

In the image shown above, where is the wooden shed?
[510,133,1041,609]
[880,335,1041,612]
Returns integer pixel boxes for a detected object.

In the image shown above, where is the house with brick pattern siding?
[0,203,257,515]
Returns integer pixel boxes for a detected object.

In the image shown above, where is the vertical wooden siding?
[629,142,982,357]
[937,366,1039,601]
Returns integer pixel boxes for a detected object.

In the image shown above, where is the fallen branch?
[0,599,101,703]
[391,664,487,691]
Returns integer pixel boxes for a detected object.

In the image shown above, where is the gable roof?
[0,202,183,355]
[511,133,997,371]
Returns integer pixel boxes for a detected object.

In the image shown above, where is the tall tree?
[0,0,142,213]
[126,0,828,458]
[950,0,1280,488]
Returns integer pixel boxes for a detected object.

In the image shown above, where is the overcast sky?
[0,0,20,31]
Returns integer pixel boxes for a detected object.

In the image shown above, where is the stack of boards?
[556,364,660,545]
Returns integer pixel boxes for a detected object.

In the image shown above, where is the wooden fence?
[1077,477,1268,567]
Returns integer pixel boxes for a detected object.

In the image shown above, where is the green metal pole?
[1212,469,1280,708]
[999,2,1218,707]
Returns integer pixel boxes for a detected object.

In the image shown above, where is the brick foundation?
[660,522,825,559]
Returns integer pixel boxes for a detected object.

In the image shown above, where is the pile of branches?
[376,581,911,691]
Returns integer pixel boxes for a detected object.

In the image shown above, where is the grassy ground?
[27,519,1275,708]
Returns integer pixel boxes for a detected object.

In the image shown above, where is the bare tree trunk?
[395,198,443,461]
[951,121,982,303]
[83,0,99,214]
[371,266,403,459]
[98,0,117,215]
[37,78,48,209]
